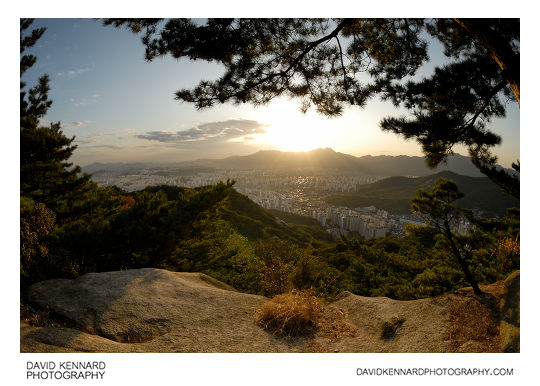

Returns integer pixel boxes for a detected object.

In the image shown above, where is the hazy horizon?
[79,147,477,168]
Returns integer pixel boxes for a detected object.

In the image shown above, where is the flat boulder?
[22,268,312,352]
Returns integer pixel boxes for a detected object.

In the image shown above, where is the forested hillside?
[326,171,519,217]
[21,179,520,301]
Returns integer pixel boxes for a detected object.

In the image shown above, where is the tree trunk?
[444,227,484,296]
[454,18,520,105]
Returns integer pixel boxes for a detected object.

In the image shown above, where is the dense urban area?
[89,166,472,239]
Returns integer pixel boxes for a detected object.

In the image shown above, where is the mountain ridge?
[83,148,514,178]
[326,170,519,217]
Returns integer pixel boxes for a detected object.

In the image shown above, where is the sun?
[271,123,328,152]
[253,100,338,152]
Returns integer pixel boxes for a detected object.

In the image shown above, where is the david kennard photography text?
[26,361,106,380]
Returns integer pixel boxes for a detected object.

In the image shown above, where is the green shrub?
[20,198,57,287]
[380,316,405,339]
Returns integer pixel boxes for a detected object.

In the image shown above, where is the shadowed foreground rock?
[22,268,294,352]
[21,268,516,353]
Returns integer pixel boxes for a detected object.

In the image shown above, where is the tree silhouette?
[20,19,97,285]
[104,18,519,198]
[20,19,94,220]
[409,178,483,295]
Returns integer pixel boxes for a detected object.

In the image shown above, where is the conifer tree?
[20,19,94,219]
[409,178,484,295]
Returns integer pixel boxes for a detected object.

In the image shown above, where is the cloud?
[37,118,91,131]
[70,120,92,129]
[56,67,91,78]
[69,94,101,107]
[74,131,106,144]
[137,119,268,144]
[79,144,123,150]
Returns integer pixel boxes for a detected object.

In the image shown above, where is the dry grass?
[255,290,325,336]
[255,290,357,343]
[446,282,504,352]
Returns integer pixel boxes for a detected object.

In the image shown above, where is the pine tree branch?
[179,19,354,105]
[462,79,507,130]
[335,35,350,98]
[453,18,520,105]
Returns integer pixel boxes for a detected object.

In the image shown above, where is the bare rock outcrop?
[22,268,312,352]
[21,268,514,353]
[311,291,452,352]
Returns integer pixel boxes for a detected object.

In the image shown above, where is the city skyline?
[21,18,520,168]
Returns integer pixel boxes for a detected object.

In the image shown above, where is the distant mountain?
[354,153,485,177]
[326,170,519,217]
[82,148,515,179]
[189,148,502,177]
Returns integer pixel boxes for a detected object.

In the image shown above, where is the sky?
[21,18,520,167]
